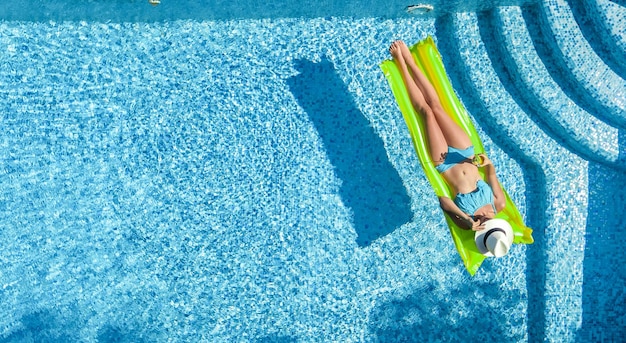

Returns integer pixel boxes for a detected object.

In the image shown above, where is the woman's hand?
[462,216,485,231]
[474,153,492,168]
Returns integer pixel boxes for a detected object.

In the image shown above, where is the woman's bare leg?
[397,41,472,150]
[390,41,447,164]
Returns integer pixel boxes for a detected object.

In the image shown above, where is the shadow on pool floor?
[287,58,413,247]
[368,280,525,342]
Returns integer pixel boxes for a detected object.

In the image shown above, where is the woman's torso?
[442,158,496,218]
[441,158,482,195]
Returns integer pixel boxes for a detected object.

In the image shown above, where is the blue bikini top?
[454,179,496,215]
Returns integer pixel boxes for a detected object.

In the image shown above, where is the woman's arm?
[478,154,506,212]
[439,196,484,230]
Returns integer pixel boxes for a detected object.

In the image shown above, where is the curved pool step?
[435,12,587,343]
[567,0,626,80]
[476,6,623,169]
[434,13,561,160]
[521,0,626,129]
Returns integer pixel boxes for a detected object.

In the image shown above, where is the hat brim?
[475,219,514,256]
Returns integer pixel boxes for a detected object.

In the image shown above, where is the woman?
[389,40,506,231]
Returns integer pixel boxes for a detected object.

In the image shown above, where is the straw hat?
[474,219,514,257]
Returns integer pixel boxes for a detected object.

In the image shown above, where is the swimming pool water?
[0,0,540,21]
[0,0,624,342]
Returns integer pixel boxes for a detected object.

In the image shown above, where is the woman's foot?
[389,40,404,61]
